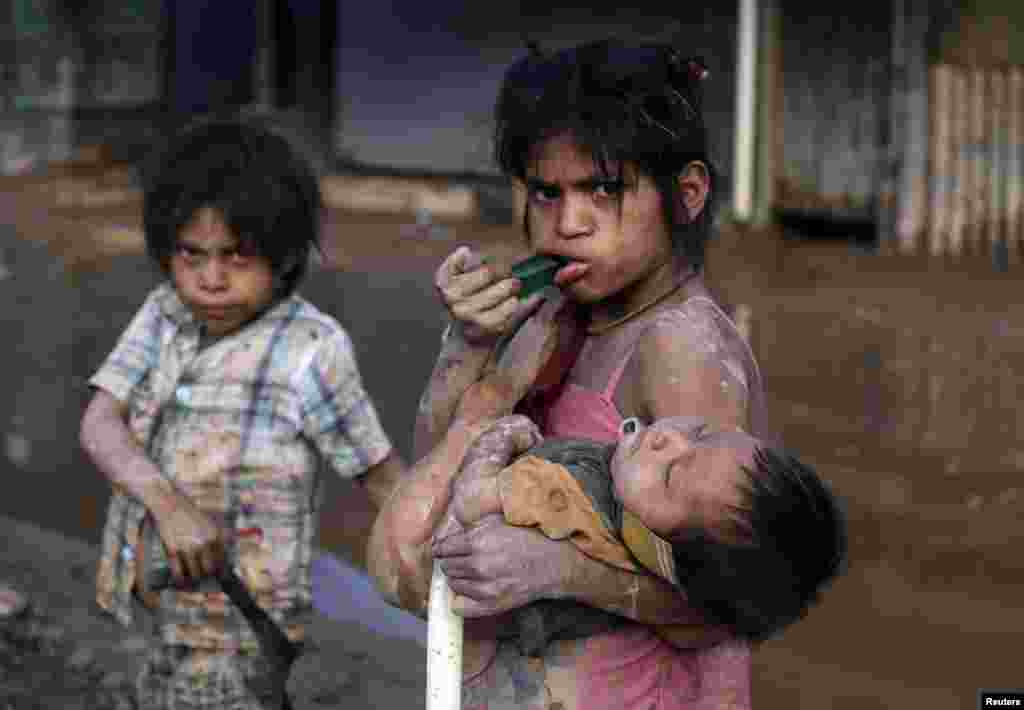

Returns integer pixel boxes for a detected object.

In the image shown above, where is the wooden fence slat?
[989,70,1007,253]
[929,65,951,256]
[1008,67,1023,264]
[969,68,988,256]
[925,64,1024,265]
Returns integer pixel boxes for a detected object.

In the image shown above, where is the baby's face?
[610,416,759,538]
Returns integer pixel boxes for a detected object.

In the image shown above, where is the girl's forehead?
[528,133,636,179]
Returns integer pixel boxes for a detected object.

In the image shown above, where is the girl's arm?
[629,317,750,431]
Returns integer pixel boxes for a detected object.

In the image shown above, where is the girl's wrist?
[444,319,501,351]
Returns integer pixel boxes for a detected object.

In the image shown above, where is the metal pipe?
[732,0,759,222]
[427,561,463,710]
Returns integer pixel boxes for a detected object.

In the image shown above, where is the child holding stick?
[80,118,407,709]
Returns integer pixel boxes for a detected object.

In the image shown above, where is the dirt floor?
[2,167,1023,707]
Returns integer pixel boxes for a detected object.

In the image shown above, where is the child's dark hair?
[494,38,717,269]
[143,117,322,297]
[670,447,847,642]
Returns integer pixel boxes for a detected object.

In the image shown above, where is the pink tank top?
[539,299,753,710]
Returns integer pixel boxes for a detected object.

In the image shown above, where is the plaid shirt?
[91,282,392,650]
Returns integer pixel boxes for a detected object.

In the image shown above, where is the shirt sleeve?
[297,328,392,479]
[88,289,165,404]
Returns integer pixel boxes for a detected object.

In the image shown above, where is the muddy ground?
[1,173,1023,708]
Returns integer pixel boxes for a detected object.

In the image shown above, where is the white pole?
[427,561,463,710]
[733,0,759,222]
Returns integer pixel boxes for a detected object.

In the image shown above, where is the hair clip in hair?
[686,58,710,83]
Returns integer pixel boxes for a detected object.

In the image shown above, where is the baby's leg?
[454,292,574,425]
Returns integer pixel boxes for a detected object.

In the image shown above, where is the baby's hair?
[669,447,847,642]
[142,117,322,298]
[494,37,717,269]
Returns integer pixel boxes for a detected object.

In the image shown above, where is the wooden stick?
[427,561,463,710]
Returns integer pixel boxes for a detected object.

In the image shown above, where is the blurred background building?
[4,0,1024,260]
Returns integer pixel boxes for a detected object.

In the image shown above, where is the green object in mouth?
[511,254,569,299]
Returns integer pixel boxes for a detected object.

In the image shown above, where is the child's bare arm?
[80,389,225,585]
[631,317,749,430]
[413,327,496,461]
[413,248,553,460]
[80,390,174,515]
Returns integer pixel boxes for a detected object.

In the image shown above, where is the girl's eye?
[593,180,624,199]
[620,417,641,436]
[529,186,560,204]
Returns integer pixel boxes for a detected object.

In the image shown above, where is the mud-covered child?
[79,119,406,709]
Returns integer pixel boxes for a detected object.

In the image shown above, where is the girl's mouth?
[553,260,590,286]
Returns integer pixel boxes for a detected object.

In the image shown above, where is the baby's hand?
[435,246,544,346]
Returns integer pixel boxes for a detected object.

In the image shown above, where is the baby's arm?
[413,248,520,460]
[367,415,541,615]
[415,249,573,460]
[418,288,571,457]
[413,324,496,461]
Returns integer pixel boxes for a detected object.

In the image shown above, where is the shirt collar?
[154,282,196,328]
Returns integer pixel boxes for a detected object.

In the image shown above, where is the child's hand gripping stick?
[140,521,264,592]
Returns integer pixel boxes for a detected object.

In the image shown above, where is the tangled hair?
[494,38,717,269]
[670,447,848,642]
[142,117,322,298]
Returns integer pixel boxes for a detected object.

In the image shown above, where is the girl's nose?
[556,194,593,238]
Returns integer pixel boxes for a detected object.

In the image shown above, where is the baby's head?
[494,38,717,270]
[612,417,847,642]
[143,118,321,336]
